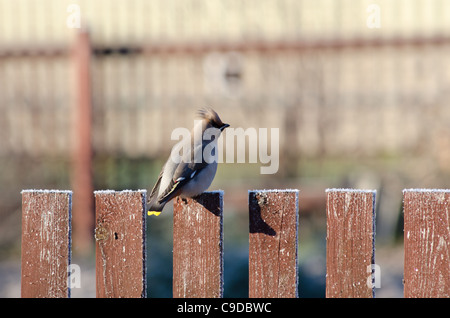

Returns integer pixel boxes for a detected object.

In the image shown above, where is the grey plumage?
[147,108,229,214]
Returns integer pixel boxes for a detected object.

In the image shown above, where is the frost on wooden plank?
[173,191,224,298]
[94,190,147,298]
[403,189,450,298]
[248,190,299,298]
[21,190,72,298]
[325,189,376,298]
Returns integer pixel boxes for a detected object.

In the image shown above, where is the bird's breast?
[180,162,218,198]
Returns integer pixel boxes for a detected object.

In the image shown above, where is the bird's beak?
[220,123,230,131]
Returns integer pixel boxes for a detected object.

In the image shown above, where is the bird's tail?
[147,199,166,216]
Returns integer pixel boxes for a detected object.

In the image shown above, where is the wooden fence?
[21,188,449,298]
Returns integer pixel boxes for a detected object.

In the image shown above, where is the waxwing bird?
[147,108,229,215]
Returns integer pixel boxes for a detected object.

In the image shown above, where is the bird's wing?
[157,160,208,204]
[147,161,166,205]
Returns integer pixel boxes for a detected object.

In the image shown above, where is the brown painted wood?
[248,190,299,298]
[21,190,72,298]
[326,189,376,298]
[173,191,223,298]
[403,189,450,298]
[94,190,147,298]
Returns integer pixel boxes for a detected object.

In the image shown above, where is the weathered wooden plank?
[21,190,72,298]
[94,190,147,298]
[248,189,299,298]
[173,191,223,298]
[326,189,376,298]
[403,189,450,298]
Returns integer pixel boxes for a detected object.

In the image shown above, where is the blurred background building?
[1,0,450,297]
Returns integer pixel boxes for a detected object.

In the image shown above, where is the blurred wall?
[0,0,450,163]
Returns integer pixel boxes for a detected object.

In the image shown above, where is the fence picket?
[173,191,224,298]
[94,190,147,298]
[248,189,299,298]
[403,189,450,298]
[325,189,376,298]
[21,190,72,298]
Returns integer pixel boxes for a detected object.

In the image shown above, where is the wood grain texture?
[326,189,376,298]
[173,191,223,298]
[21,190,72,298]
[249,190,299,298]
[94,190,147,298]
[403,189,450,298]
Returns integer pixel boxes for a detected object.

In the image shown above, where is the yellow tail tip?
[148,211,161,216]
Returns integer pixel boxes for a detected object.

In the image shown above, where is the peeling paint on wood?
[326,189,376,298]
[173,191,223,298]
[248,189,299,298]
[21,190,72,298]
[403,189,450,298]
[94,190,147,298]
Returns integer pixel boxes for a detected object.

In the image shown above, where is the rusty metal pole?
[71,28,94,255]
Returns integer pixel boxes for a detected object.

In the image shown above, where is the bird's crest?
[197,107,225,129]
